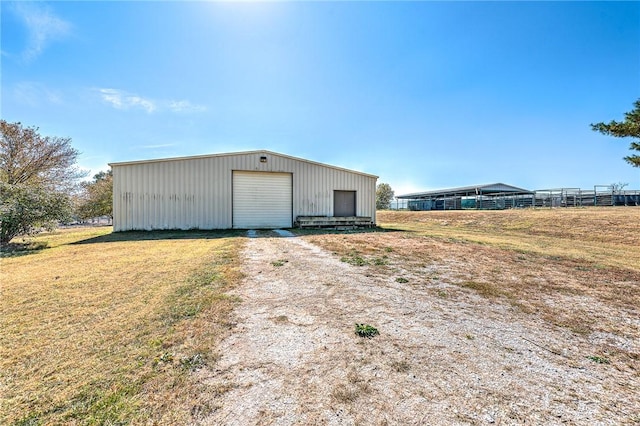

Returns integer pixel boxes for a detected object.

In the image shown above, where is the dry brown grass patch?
[1,227,244,425]
[459,280,509,299]
[379,207,640,272]
[305,208,640,370]
[331,368,372,404]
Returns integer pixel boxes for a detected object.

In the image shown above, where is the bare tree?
[1,120,83,189]
[610,182,628,194]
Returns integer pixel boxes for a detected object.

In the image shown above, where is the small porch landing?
[295,216,375,229]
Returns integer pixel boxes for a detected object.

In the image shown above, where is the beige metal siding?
[111,151,377,231]
[233,171,292,228]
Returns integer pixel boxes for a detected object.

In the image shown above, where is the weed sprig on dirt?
[587,355,611,364]
[355,323,379,338]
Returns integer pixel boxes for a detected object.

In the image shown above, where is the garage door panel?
[233,171,292,228]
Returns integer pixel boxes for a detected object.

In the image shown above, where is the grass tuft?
[459,280,506,298]
[331,384,359,403]
[372,256,388,265]
[390,359,410,372]
[340,251,368,266]
[180,353,206,371]
[587,355,610,364]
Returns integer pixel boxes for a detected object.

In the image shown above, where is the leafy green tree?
[376,182,395,210]
[0,120,82,244]
[0,183,72,244]
[591,99,640,167]
[76,170,113,221]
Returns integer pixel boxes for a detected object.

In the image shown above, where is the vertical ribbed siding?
[112,151,377,231]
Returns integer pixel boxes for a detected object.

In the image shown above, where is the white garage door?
[233,171,292,229]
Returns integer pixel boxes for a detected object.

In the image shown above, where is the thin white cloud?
[96,88,206,114]
[98,88,156,113]
[12,2,72,62]
[168,100,207,113]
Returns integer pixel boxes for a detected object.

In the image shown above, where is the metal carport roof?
[397,183,532,199]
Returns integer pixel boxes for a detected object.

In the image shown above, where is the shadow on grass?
[71,229,247,245]
[73,226,408,244]
[3,227,410,252]
[0,241,49,258]
[291,226,407,236]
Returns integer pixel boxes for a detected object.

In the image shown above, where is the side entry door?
[334,190,356,217]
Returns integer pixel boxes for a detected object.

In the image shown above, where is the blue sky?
[2,1,639,195]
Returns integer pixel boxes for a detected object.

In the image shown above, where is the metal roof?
[397,183,532,199]
[108,149,378,179]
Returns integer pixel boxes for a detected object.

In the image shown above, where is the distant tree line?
[76,170,113,222]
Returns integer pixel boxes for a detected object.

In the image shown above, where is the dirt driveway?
[200,232,638,425]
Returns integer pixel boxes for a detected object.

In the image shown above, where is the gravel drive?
[200,232,639,425]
